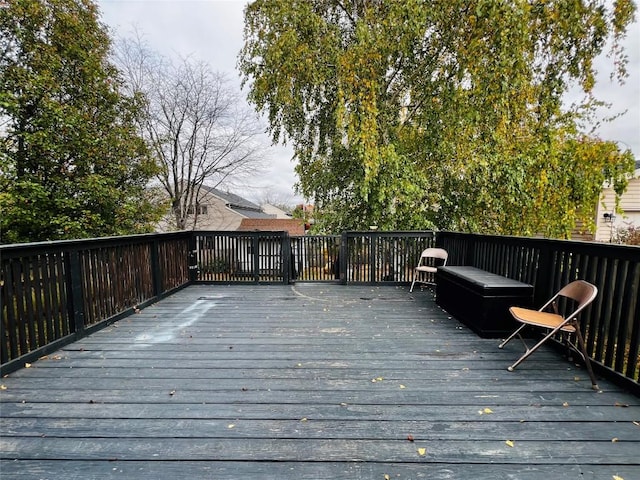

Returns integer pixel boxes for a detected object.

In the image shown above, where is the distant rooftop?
[202,186,262,212]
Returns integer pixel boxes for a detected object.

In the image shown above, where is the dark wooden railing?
[340,231,436,283]
[2,230,638,392]
[1,232,191,374]
[195,231,291,283]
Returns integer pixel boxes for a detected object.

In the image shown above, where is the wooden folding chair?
[498,280,599,390]
[409,248,448,292]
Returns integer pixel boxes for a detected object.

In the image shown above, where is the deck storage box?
[436,266,533,338]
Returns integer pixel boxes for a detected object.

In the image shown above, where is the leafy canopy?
[0,0,163,243]
[239,0,636,236]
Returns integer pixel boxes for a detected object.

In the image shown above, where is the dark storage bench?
[435,266,533,338]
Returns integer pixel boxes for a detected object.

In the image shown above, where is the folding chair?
[409,248,448,292]
[498,279,599,390]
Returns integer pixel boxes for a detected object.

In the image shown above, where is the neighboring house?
[156,186,275,232]
[594,161,640,243]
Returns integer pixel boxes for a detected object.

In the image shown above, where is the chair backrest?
[419,248,448,266]
[554,280,598,320]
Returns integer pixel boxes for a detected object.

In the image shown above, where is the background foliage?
[0,0,163,243]
[240,0,636,236]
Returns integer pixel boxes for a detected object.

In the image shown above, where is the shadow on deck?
[1,284,639,479]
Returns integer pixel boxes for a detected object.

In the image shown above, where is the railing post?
[188,233,198,283]
[66,250,85,335]
[339,232,348,285]
[252,234,260,284]
[282,232,291,284]
[370,232,377,284]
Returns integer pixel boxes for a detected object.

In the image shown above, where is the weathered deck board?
[1,284,639,479]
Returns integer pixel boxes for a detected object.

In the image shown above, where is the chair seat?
[509,306,576,333]
[415,265,437,273]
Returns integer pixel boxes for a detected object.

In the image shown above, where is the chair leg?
[498,324,527,349]
[410,276,416,292]
[574,327,599,391]
[505,327,563,372]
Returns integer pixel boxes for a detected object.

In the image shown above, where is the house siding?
[594,168,640,242]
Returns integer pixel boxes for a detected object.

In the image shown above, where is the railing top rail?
[439,231,640,258]
[344,230,437,237]
[196,230,288,236]
[0,231,193,257]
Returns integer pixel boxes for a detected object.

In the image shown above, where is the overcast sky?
[96,0,640,204]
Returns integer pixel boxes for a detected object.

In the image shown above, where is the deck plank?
[1,284,639,479]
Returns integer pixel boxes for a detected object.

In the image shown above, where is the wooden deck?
[1,284,639,479]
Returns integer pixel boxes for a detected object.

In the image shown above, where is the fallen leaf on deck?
[384,475,391,480]
[562,402,570,407]
[611,437,619,443]
[0,385,6,390]
[614,402,629,408]
[407,434,414,442]
[505,440,515,447]
[169,390,176,396]
[228,424,235,429]
[399,384,406,389]
[24,363,31,368]
[612,475,624,480]
[300,417,308,422]
[478,408,493,415]
[417,447,426,456]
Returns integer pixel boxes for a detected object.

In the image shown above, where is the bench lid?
[438,266,533,294]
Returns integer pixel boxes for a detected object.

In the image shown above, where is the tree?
[239,0,636,236]
[0,0,163,243]
[115,36,266,231]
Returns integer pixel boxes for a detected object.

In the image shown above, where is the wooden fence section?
[0,247,71,366]
[341,231,436,283]
[438,232,640,388]
[195,231,291,283]
[291,235,341,281]
[1,233,191,374]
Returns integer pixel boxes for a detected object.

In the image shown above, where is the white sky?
[96,0,640,204]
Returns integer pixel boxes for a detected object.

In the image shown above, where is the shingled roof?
[201,186,274,219]
[237,218,305,236]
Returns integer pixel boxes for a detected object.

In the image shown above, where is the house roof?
[201,186,274,219]
[201,186,261,211]
[237,218,305,236]
[232,207,275,219]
